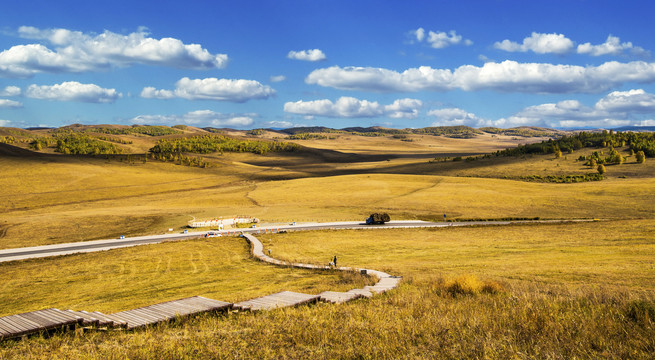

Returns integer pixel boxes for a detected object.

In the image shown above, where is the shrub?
[444,275,504,296]
[597,164,606,175]
[636,151,646,164]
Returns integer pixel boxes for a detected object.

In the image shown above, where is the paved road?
[0,219,586,263]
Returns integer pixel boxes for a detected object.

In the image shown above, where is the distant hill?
[612,126,655,132]
[277,125,568,139]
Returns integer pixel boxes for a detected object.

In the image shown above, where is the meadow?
[0,125,653,358]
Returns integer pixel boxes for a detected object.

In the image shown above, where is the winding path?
[0,232,400,340]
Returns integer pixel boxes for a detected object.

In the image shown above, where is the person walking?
[333,255,337,267]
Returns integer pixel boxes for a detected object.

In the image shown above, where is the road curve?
[0,219,591,263]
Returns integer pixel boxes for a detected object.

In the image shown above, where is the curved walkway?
[0,233,400,340]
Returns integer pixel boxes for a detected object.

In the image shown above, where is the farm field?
[0,125,654,358]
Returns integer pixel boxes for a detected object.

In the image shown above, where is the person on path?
[333,255,337,267]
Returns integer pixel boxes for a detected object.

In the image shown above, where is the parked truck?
[366,213,390,225]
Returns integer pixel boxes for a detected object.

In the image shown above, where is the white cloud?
[426,30,471,48]
[306,60,655,94]
[287,49,326,62]
[140,87,175,99]
[142,77,276,103]
[414,28,425,42]
[410,28,471,48]
[494,32,574,54]
[428,107,487,126]
[284,96,422,119]
[132,110,256,127]
[595,89,655,113]
[428,89,655,128]
[264,120,294,128]
[270,75,286,82]
[0,119,10,126]
[577,35,647,57]
[26,81,121,103]
[0,99,23,108]
[385,98,423,118]
[0,86,21,96]
[0,26,228,78]
[637,119,655,126]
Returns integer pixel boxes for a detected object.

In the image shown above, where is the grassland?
[0,221,653,359]
[0,125,654,358]
[0,236,373,317]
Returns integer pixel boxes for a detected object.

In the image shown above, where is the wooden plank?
[45,309,82,323]
[19,312,60,328]
[121,309,161,323]
[89,311,126,328]
[0,317,32,333]
[32,309,76,324]
[64,310,99,327]
[0,318,26,335]
[318,291,361,304]
[236,291,319,311]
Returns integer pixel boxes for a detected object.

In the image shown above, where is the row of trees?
[86,125,181,137]
[287,133,333,140]
[54,134,123,155]
[149,153,211,168]
[498,130,654,159]
[149,135,301,155]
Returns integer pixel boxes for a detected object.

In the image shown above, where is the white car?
[204,232,222,238]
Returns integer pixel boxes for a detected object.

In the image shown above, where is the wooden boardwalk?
[0,233,401,340]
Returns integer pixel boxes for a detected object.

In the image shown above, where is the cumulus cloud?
[287,49,326,62]
[411,28,472,48]
[132,110,256,127]
[141,77,275,102]
[284,96,422,119]
[0,99,23,108]
[263,120,294,128]
[269,75,286,82]
[0,86,21,96]
[0,119,10,126]
[306,60,655,94]
[428,107,487,126]
[140,87,175,99]
[595,89,655,113]
[448,89,655,128]
[0,26,228,78]
[26,81,121,103]
[494,32,574,54]
[413,28,425,42]
[577,35,648,57]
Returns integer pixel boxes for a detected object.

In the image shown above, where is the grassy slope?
[1,221,653,359]
[0,236,373,317]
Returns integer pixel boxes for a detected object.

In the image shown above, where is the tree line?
[497,130,654,159]
[149,135,301,155]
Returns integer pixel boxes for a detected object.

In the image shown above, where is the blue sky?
[1,0,655,130]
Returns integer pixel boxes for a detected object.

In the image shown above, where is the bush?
[636,151,646,164]
[597,164,606,175]
[445,275,504,296]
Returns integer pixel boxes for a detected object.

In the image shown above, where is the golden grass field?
[0,126,653,358]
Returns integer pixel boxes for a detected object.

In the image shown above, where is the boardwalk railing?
[0,233,400,341]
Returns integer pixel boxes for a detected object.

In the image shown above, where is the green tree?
[555,149,562,158]
[636,151,646,164]
[597,164,606,175]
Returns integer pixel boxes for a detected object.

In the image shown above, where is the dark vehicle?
[366,213,390,225]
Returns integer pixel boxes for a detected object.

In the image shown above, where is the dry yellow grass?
[0,236,373,317]
[268,220,655,291]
